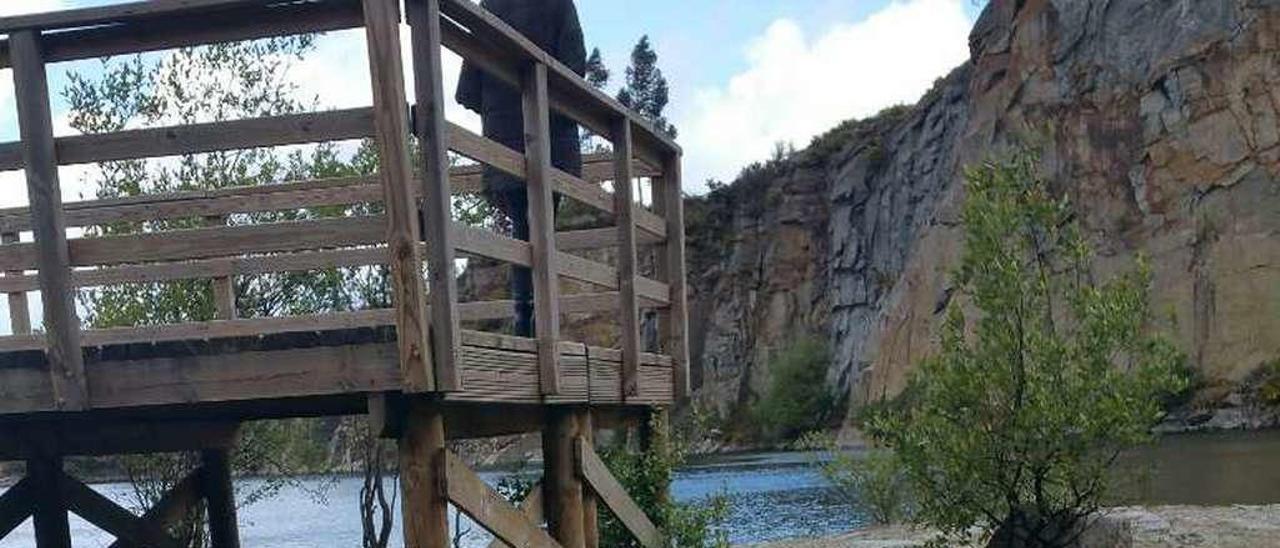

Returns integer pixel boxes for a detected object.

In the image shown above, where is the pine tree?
[617,35,676,138]
[585,47,609,90]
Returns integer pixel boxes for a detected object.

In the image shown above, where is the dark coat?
[456,0,586,200]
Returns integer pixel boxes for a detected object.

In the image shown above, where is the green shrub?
[865,148,1187,547]
[1253,359,1280,406]
[755,336,836,442]
[798,432,914,525]
[599,412,729,547]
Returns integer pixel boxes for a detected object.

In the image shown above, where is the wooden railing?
[0,0,689,408]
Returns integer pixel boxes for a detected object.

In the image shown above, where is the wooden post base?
[398,397,449,548]
[543,406,586,547]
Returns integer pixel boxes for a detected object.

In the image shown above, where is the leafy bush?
[798,432,914,525]
[865,148,1187,548]
[600,412,729,547]
[755,336,836,441]
[1252,359,1280,406]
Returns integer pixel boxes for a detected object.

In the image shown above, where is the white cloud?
[678,0,973,192]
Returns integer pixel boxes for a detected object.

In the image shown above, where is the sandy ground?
[740,505,1280,548]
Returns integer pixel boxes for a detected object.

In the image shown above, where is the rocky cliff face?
[686,0,1280,421]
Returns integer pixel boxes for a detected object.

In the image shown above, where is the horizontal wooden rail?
[574,437,664,548]
[0,112,666,237]
[0,0,273,33]
[0,308,675,355]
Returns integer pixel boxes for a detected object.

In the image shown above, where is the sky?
[0,0,982,331]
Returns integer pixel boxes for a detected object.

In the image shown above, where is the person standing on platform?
[456,0,586,338]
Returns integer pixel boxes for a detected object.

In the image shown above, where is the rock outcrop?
[686,0,1280,422]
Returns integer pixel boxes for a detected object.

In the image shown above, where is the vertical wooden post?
[613,120,642,398]
[10,30,87,411]
[27,457,70,548]
[578,409,599,548]
[205,217,236,320]
[201,449,240,548]
[521,63,562,395]
[363,0,436,392]
[2,233,31,335]
[407,0,461,391]
[543,406,585,547]
[399,397,449,548]
[654,154,690,399]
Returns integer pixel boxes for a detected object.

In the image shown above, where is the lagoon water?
[1,430,1277,547]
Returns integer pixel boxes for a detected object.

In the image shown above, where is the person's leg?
[507,189,535,337]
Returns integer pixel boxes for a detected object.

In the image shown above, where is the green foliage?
[617,35,676,138]
[1251,359,1280,406]
[755,336,835,442]
[599,412,729,547]
[585,47,610,90]
[865,147,1187,547]
[797,432,914,525]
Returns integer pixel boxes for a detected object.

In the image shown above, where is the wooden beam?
[0,108,377,171]
[398,398,450,548]
[655,157,691,399]
[59,470,182,548]
[0,0,265,33]
[522,63,562,396]
[107,470,203,548]
[484,479,545,548]
[2,232,30,335]
[0,477,34,539]
[4,1,365,69]
[613,120,642,398]
[201,449,241,548]
[363,0,435,393]
[543,407,586,547]
[0,420,238,459]
[27,457,71,548]
[443,450,558,547]
[574,437,663,548]
[10,30,87,412]
[579,410,599,548]
[205,216,237,320]
[410,0,461,392]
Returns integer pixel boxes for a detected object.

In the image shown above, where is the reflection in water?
[0,431,1274,546]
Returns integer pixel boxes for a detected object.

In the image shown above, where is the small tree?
[865,148,1186,547]
[585,47,610,90]
[617,36,676,138]
[755,336,834,442]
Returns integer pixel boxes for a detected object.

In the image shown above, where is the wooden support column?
[521,63,562,395]
[408,0,461,391]
[363,0,436,392]
[2,232,30,335]
[543,406,585,547]
[201,449,240,548]
[613,120,642,398]
[653,153,690,399]
[399,397,449,548]
[205,216,236,320]
[27,457,70,548]
[578,409,599,548]
[10,30,87,410]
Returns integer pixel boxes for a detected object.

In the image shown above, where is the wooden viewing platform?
[0,0,689,547]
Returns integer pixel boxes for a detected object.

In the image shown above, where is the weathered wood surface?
[0,420,238,459]
[613,120,643,398]
[543,407,585,546]
[410,0,462,391]
[523,63,563,395]
[443,450,560,548]
[574,437,664,548]
[106,470,203,548]
[59,471,182,548]
[656,156,692,399]
[0,478,34,539]
[399,399,450,548]
[202,449,241,548]
[28,457,71,548]
[0,0,267,32]
[485,480,545,548]
[2,232,30,335]
[10,29,87,412]
[363,0,435,393]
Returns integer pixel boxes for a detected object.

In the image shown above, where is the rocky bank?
[686,0,1280,425]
